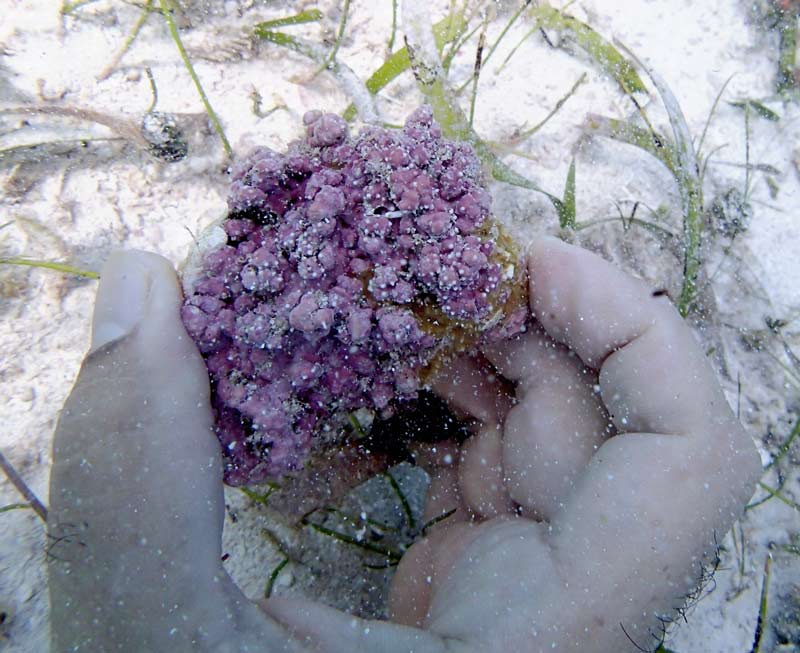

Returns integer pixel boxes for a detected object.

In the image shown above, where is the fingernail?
[90,253,150,352]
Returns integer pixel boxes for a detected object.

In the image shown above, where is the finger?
[528,237,751,437]
[389,439,471,627]
[427,352,511,424]
[388,533,436,627]
[263,598,456,653]
[50,250,223,574]
[415,441,468,526]
[428,355,516,518]
[390,424,514,626]
[48,251,295,651]
[526,239,761,630]
[458,422,515,518]
[388,517,486,629]
[483,325,612,520]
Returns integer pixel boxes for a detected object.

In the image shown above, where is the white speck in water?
[443,453,453,465]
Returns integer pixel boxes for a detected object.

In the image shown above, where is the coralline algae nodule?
[181,106,527,485]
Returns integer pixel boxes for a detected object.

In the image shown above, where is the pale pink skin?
[49,241,761,652]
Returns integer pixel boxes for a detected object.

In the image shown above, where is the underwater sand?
[1,0,799,650]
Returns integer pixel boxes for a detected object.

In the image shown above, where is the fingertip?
[527,235,572,256]
[526,237,580,344]
[388,537,435,627]
[526,235,577,270]
[91,250,183,352]
[526,237,663,366]
[126,251,208,384]
[91,251,149,352]
[428,354,509,424]
[458,423,513,519]
[134,249,185,311]
[91,248,210,414]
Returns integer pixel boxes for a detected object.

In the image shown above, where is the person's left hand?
[48,251,297,651]
[48,251,451,652]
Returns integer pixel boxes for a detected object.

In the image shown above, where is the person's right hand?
[266,237,762,652]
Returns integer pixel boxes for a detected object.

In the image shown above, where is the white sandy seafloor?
[1,0,799,651]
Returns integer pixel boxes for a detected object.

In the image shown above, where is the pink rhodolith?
[182,106,527,485]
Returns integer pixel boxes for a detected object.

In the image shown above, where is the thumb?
[48,251,262,650]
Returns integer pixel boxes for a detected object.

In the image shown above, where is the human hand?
[381,237,763,650]
[47,251,305,652]
[48,241,761,652]
[47,250,447,652]
[268,238,761,651]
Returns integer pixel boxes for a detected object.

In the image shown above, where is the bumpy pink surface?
[182,107,522,485]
